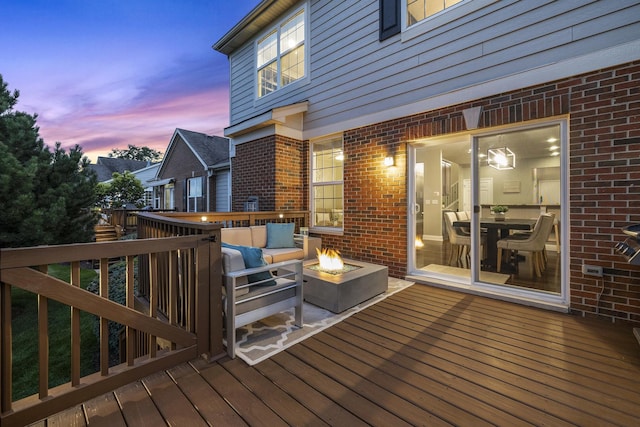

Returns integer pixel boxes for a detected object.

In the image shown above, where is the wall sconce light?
[462,106,483,130]
[487,147,516,170]
[201,216,208,222]
[278,213,284,219]
[384,156,394,167]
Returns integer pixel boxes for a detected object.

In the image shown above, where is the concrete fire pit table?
[302,258,388,313]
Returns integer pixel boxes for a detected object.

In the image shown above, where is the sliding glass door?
[409,121,567,305]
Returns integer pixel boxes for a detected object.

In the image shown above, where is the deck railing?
[0,232,223,427]
[138,210,310,231]
[0,211,306,426]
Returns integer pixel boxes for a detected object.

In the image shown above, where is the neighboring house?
[113,162,161,207]
[152,128,230,212]
[213,0,640,324]
[88,157,150,182]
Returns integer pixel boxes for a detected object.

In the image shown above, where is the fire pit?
[302,248,388,313]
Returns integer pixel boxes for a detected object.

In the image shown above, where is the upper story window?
[407,0,463,26]
[257,7,306,98]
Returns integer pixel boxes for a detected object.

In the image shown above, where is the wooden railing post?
[1,280,12,414]
[199,228,222,358]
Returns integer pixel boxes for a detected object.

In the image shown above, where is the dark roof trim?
[212,0,298,55]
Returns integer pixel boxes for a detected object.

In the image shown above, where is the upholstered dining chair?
[455,210,471,235]
[444,211,469,265]
[496,213,556,277]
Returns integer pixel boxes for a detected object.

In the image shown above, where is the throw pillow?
[221,243,276,286]
[266,222,295,248]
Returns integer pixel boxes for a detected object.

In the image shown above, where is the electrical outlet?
[582,264,603,277]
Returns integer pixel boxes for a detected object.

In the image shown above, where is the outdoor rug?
[230,277,414,365]
[421,264,510,284]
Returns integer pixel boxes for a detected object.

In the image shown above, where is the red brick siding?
[159,135,208,212]
[275,135,305,210]
[239,61,640,323]
[319,125,408,278]
[567,62,640,323]
[320,61,640,323]
[232,135,304,211]
[232,136,276,211]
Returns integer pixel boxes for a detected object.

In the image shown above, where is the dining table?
[452,217,538,269]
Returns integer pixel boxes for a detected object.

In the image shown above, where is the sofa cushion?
[220,247,249,296]
[250,225,267,248]
[222,243,276,286]
[262,247,305,263]
[266,222,295,248]
[221,227,254,247]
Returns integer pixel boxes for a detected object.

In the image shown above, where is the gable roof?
[156,128,230,178]
[89,157,151,182]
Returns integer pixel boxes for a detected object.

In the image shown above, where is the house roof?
[212,0,298,55]
[88,157,152,182]
[156,128,230,178]
[178,129,229,168]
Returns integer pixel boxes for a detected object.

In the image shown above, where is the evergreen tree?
[0,74,97,247]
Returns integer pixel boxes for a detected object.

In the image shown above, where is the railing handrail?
[1,235,205,268]
[0,233,223,427]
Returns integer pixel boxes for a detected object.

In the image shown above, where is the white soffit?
[225,101,308,142]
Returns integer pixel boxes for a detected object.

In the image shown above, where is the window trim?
[310,134,344,235]
[401,0,487,43]
[255,3,309,100]
[187,176,204,213]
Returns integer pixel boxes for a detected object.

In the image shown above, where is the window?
[164,184,174,210]
[257,8,306,98]
[311,136,344,230]
[187,177,203,212]
[406,0,463,26]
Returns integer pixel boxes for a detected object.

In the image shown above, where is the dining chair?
[455,211,471,235]
[444,211,471,265]
[496,213,556,277]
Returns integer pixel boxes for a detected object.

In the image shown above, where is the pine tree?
[0,74,97,247]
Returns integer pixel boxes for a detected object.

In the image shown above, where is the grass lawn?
[11,264,100,400]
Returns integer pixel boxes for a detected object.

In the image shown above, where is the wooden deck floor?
[35,284,640,426]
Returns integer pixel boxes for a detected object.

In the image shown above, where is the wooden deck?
[34,284,640,426]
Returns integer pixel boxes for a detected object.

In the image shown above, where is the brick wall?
[320,60,640,323]
[236,61,639,323]
[567,61,640,323]
[160,135,207,212]
[232,135,304,211]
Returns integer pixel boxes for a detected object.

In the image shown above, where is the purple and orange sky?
[1,0,261,162]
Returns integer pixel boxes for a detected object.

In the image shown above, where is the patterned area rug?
[231,278,414,365]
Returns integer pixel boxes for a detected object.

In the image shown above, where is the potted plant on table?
[490,205,509,221]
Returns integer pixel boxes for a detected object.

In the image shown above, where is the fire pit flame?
[316,248,344,273]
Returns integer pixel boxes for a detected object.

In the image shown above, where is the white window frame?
[187,177,203,213]
[255,3,308,99]
[310,135,344,234]
[401,0,484,42]
[164,184,174,210]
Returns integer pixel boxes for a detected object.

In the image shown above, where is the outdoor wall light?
[462,106,483,130]
[487,147,516,170]
[279,213,284,219]
[201,216,208,222]
[384,156,394,167]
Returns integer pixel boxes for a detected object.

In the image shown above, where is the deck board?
[37,284,640,426]
[168,362,248,426]
[113,381,165,427]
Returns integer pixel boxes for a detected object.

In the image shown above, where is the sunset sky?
[1,0,262,162]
